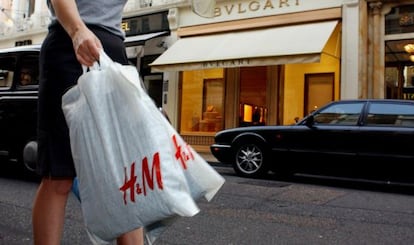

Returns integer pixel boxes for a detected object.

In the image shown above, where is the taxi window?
[0,56,17,88]
[18,54,39,87]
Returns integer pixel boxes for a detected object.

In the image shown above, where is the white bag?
[62,51,224,244]
[144,114,226,244]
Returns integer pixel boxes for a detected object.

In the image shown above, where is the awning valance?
[124,31,169,47]
[150,21,338,72]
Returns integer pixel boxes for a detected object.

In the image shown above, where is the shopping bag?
[62,50,209,244]
[140,107,226,244]
[70,116,225,244]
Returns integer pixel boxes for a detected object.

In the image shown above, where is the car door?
[0,54,18,161]
[285,101,365,175]
[358,101,414,179]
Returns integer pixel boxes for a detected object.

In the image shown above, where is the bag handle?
[81,49,112,74]
[82,50,148,97]
[97,50,113,69]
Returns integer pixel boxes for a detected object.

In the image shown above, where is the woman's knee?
[41,177,74,195]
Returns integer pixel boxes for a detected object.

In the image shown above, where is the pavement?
[199,152,220,164]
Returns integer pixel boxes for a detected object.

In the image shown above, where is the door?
[285,101,364,175]
[239,67,267,126]
[304,73,334,115]
[359,101,414,180]
[143,74,163,108]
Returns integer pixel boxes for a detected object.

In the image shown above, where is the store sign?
[202,59,250,68]
[15,40,32,46]
[179,0,343,27]
[215,0,300,17]
[122,11,169,37]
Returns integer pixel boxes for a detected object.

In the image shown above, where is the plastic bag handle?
[97,50,113,69]
[81,49,110,74]
[82,50,147,98]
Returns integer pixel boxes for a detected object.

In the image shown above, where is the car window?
[366,102,414,126]
[0,56,17,88]
[313,102,364,125]
[18,54,39,87]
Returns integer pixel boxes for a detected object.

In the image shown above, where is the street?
[0,163,414,245]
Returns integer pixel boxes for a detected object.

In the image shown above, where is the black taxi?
[0,44,40,172]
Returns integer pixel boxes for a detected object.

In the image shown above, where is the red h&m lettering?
[119,152,164,205]
[119,162,138,205]
[141,152,163,195]
[172,134,195,170]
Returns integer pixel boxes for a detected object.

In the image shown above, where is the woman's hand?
[71,26,102,67]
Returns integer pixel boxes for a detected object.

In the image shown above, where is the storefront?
[381,3,414,100]
[150,0,359,152]
[122,11,171,108]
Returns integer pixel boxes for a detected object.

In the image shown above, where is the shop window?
[402,87,414,100]
[200,79,224,132]
[385,5,414,35]
[180,69,225,134]
[385,66,414,100]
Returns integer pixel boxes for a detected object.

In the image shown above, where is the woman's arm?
[50,0,102,66]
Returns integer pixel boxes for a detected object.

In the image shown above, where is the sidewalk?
[199,152,219,163]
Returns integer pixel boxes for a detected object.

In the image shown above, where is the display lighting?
[404,44,414,63]
[404,44,414,53]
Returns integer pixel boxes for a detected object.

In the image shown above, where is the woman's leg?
[32,177,73,245]
[117,227,144,245]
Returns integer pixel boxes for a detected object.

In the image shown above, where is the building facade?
[1,0,413,153]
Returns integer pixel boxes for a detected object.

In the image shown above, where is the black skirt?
[37,23,128,178]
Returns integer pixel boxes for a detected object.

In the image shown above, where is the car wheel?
[23,141,37,172]
[232,142,269,178]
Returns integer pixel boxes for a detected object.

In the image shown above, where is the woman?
[31,0,143,244]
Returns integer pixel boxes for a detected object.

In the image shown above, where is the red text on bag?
[119,152,163,205]
[172,134,194,170]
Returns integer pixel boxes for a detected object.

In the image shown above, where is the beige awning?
[150,21,338,72]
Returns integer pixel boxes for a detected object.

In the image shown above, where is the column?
[341,0,360,99]
[370,1,384,98]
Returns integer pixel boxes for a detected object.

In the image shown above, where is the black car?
[210,99,414,182]
[0,44,40,172]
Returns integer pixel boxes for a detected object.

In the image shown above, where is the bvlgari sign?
[180,0,343,27]
[214,0,300,17]
[202,59,250,69]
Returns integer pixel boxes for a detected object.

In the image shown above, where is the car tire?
[232,141,269,178]
[23,141,37,172]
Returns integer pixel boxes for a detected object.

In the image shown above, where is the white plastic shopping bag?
[62,50,220,244]
[141,96,226,245]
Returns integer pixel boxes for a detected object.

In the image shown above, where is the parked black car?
[210,99,414,182]
[0,44,40,172]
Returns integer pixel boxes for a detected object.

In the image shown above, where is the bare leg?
[32,177,73,245]
[117,227,144,245]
